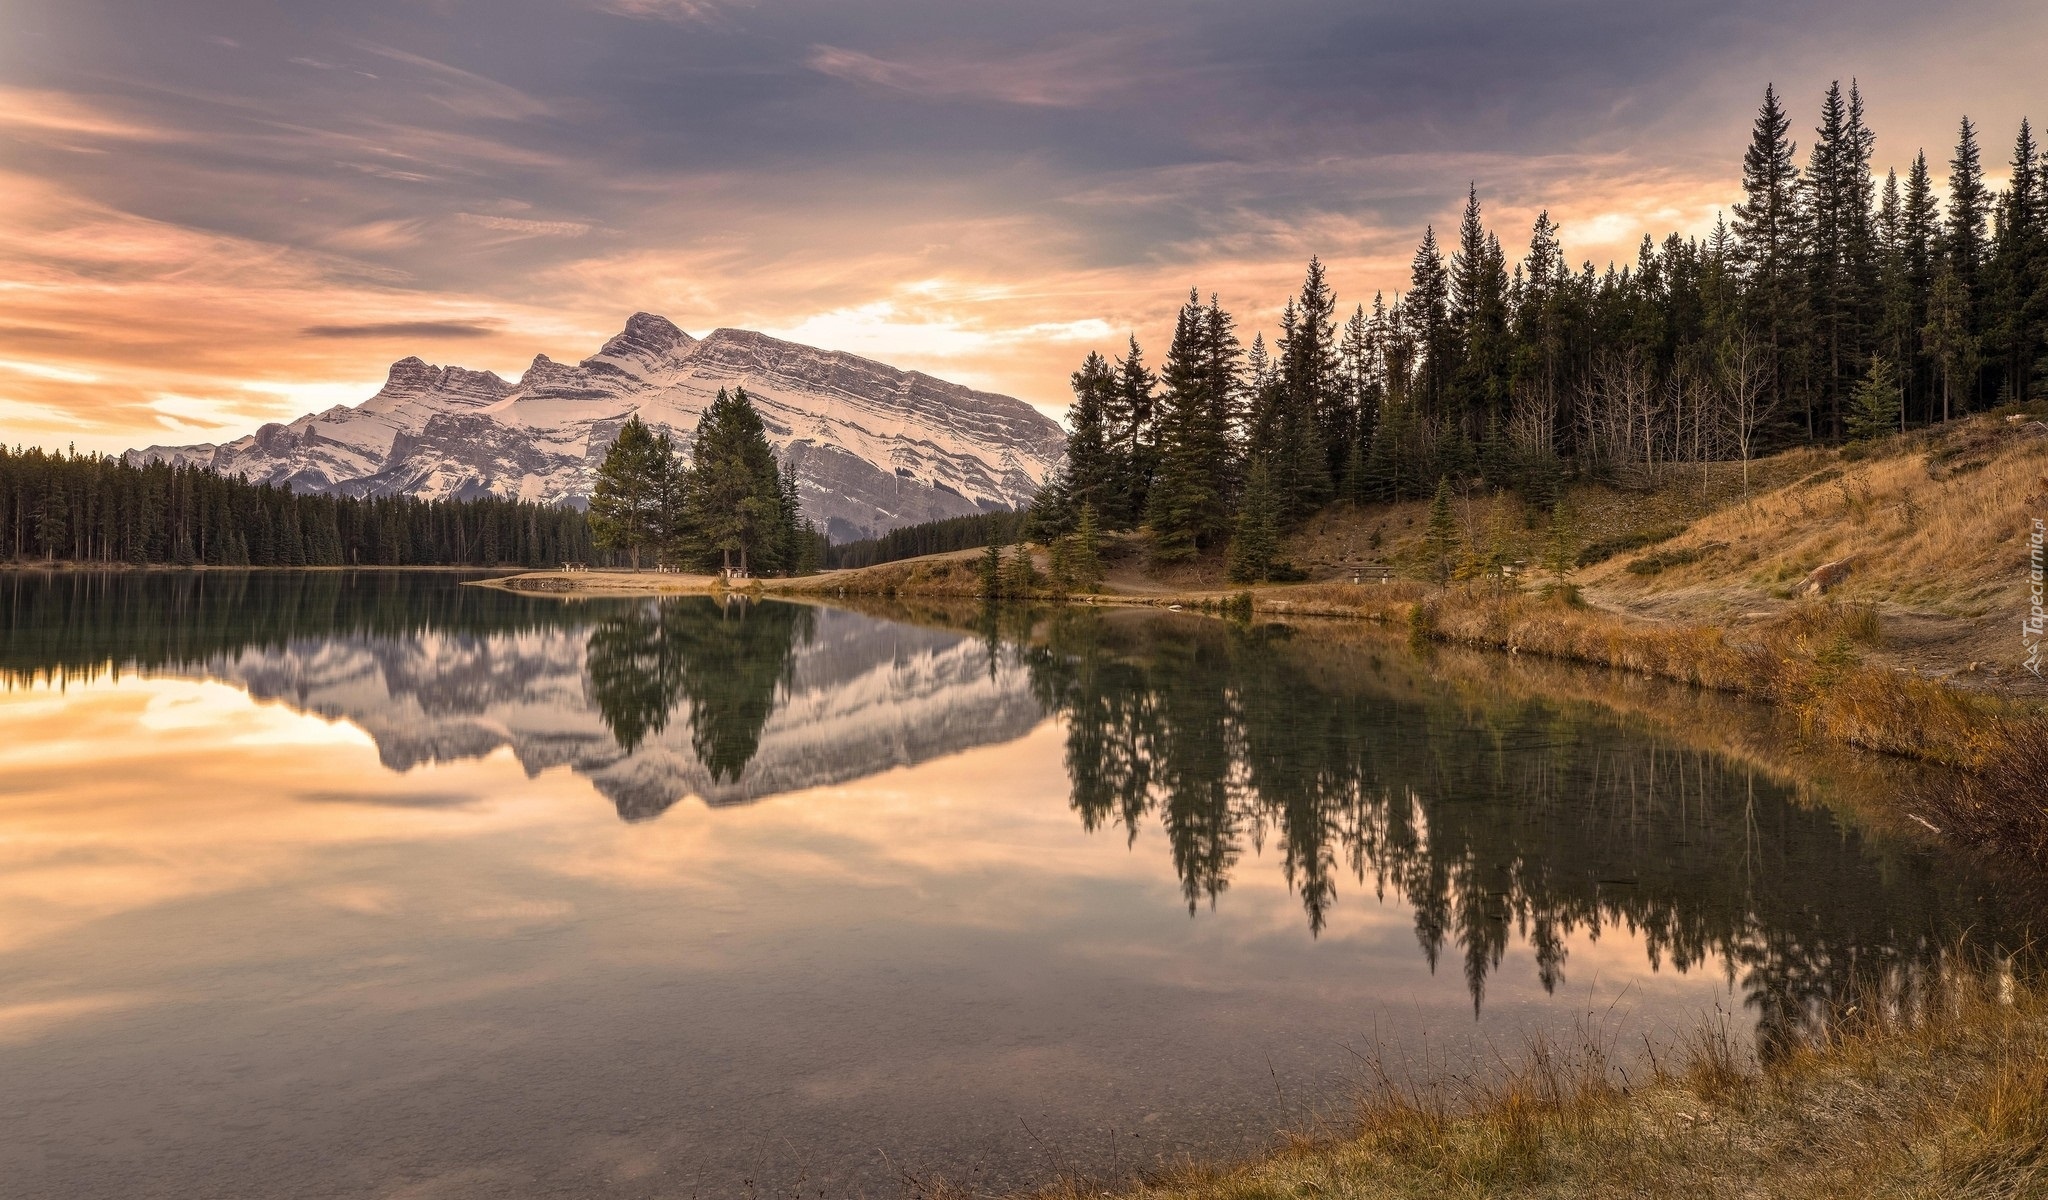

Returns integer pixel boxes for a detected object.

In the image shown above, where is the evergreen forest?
[0,444,604,567]
[1033,83,2048,580]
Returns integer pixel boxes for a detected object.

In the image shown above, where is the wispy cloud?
[592,0,746,26]
[348,41,554,120]
[302,321,501,340]
[804,39,1142,108]
[0,87,180,143]
[454,213,595,238]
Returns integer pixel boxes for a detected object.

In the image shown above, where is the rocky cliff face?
[129,314,1066,541]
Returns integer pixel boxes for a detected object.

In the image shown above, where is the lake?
[0,571,2035,1198]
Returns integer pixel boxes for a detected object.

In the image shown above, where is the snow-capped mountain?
[129,314,1067,541]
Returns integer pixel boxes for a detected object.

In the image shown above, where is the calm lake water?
[0,571,2037,1198]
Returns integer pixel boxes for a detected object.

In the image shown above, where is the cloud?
[6,0,2048,455]
[301,321,501,340]
[804,39,1141,108]
[593,0,745,25]
[454,213,595,238]
[348,41,554,120]
[0,86,179,143]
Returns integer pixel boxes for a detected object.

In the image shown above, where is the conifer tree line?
[823,508,1032,569]
[587,387,822,575]
[1032,81,2048,577]
[0,444,602,567]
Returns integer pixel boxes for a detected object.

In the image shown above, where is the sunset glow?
[4,0,2045,452]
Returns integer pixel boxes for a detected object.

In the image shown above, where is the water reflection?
[0,572,1042,819]
[0,572,2035,1057]
[1014,609,2031,1056]
[586,597,815,774]
[1,572,2042,1196]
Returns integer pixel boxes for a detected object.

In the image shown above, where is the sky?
[3,0,2045,454]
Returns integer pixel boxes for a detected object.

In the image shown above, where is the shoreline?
[472,559,2048,868]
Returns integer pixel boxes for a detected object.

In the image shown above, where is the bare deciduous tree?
[1715,329,1780,491]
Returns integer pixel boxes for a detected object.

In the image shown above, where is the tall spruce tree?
[1271,263,1337,520]
[1147,290,1240,560]
[680,388,786,576]
[1111,336,1158,522]
[1988,119,2044,402]
[589,415,674,570]
[1803,81,1878,439]
[1408,227,1454,413]
[1945,117,1991,407]
[1038,351,1121,535]
[1733,84,1806,433]
[1450,186,1512,434]
[1902,151,1942,422]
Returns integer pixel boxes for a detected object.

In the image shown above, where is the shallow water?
[0,571,2033,1198]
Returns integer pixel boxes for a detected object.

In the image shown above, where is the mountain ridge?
[129,315,1066,541]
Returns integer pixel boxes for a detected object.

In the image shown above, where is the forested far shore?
[822,509,1030,570]
[0,445,610,567]
[1033,82,2048,582]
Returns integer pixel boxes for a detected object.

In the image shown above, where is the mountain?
[128,314,1068,541]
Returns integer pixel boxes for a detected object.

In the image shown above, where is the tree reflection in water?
[586,596,814,778]
[1015,608,2034,1059]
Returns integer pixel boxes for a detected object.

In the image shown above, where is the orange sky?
[2,0,2045,454]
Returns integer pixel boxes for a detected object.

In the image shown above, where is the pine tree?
[1540,500,1582,599]
[1361,396,1419,502]
[1423,477,1461,583]
[1147,291,1238,560]
[979,516,1007,600]
[1846,356,1902,441]
[1068,351,1121,517]
[1903,151,1942,423]
[1450,186,1512,434]
[1988,119,2044,403]
[1408,227,1453,411]
[1066,503,1104,592]
[1285,257,1347,481]
[1803,81,1878,440]
[1339,303,1376,469]
[679,388,784,576]
[1946,117,1991,297]
[1001,543,1037,598]
[1110,336,1158,522]
[1226,461,1280,584]
[1733,84,1804,431]
[588,415,673,570]
[1245,332,1271,391]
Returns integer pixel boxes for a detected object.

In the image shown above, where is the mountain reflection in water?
[0,571,2034,1056]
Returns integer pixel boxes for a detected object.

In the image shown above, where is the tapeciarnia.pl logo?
[2027,516,2045,678]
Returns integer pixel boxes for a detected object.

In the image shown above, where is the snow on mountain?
[208,604,1047,821]
[128,314,1068,541]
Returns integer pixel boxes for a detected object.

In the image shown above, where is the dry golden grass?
[952,965,2048,1200]
[1586,418,2048,618]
